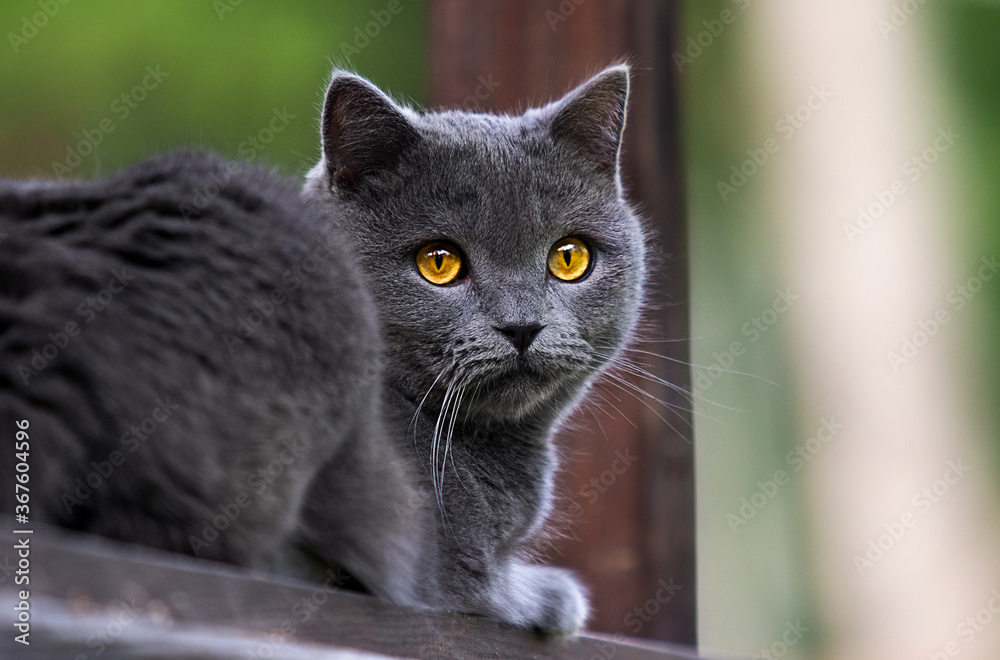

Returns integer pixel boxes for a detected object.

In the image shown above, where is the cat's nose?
[494,323,545,354]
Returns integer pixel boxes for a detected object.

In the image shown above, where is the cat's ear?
[546,64,630,180]
[320,71,419,191]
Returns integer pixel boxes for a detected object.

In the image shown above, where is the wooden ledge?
[1,521,709,659]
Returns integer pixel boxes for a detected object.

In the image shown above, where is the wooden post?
[427,0,694,645]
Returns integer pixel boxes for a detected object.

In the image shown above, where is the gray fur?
[0,65,645,635]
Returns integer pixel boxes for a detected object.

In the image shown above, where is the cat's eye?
[416,242,465,285]
[547,237,591,282]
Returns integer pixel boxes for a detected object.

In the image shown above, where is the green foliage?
[0,0,425,179]
[934,1,1000,467]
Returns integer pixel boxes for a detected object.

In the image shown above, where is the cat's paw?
[529,566,589,637]
[492,562,589,637]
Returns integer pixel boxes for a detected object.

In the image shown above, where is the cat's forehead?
[404,110,582,207]
[361,106,632,252]
[402,114,578,215]
[408,110,547,165]
[412,109,537,140]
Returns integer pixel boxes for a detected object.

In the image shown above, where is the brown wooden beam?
[0,522,708,658]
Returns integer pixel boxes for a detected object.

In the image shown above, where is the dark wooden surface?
[0,523,708,659]
[427,0,695,645]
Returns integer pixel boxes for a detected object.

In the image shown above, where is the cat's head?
[305,65,646,424]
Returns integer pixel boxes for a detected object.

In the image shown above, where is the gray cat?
[0,64,646,635]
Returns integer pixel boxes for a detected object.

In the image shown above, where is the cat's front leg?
[486,560,589,636]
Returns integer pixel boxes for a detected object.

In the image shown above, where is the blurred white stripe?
[751,1,1000,659]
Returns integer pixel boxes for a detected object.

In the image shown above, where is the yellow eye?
[547,237,591,281]
[416,242,464,285]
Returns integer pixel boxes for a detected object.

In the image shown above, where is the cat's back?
[0,150,333,291]
[0,150,330,278]
[0,151,381,560]
[0,150,372,380]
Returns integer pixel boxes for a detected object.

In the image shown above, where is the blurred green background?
[684,2,1000,657]
[0,1,425,180]
[2,1,998,658]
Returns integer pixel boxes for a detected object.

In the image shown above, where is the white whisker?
[600,371,692,442]
[620,346,780,387]
[589,388,637,429]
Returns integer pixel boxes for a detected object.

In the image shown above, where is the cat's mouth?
[462,351,581,382]
[452,352,590,419]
